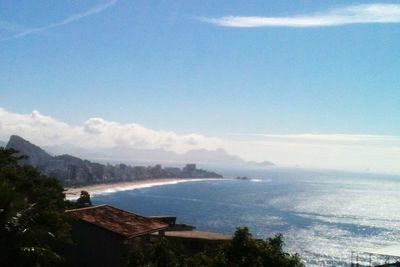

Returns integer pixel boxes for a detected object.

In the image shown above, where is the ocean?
[92,168,400,266]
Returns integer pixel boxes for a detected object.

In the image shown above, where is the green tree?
[150,239,180,267]
[0,148,70,267]
[212,227,304,267]
[127,242,146,267]
[76,190,92,208]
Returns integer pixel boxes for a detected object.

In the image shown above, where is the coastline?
[65,177,223,200]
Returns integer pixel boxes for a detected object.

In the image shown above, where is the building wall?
[68,220,128,267]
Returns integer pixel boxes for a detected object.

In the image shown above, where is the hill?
[6,135,53,167]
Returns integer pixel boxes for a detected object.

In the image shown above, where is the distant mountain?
[6,135,223,185]
[0,140,5,147]
[43,145,178,163]
[44,145,275,168]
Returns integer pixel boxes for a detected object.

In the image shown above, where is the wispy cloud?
[200,4,400,28]
[2,0,117,40]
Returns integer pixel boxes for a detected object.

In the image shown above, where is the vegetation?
[0,148,70,266]
[75,190,92,208]
[128,227,304,267]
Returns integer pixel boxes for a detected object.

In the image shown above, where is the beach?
[65,178,222,200]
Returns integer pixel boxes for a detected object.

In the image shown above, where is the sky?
[1,0,400,173]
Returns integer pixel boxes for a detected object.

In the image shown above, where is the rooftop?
[160,230,232,241]
[66,205,168,238]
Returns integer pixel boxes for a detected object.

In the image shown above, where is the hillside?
[6,135,53,167]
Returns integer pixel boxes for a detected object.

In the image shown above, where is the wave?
[65,178,225,200]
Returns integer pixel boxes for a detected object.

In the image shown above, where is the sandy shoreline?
[65,178,223,200]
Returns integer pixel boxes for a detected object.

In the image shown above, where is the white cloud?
[2,0,118,40]
[200,4,400,28]
[0,107,221,152]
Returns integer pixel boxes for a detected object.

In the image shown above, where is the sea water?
[92,168,400,266]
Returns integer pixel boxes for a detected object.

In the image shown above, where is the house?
[148,215,196,231]
[66,205,168,267]
[66,204,232,266]
[148,215,232,250]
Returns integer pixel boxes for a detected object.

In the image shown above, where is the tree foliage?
[213,227,304,267]
[128,227,304,267]
[76,190,92,208]
[0,148,70,267]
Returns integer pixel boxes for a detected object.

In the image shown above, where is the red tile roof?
[66,205,168,238]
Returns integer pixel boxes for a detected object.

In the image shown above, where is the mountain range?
[43,144,274,168]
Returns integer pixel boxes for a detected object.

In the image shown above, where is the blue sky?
[1,1,400,172]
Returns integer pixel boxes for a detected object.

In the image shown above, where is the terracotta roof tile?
[66,205,168,238]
